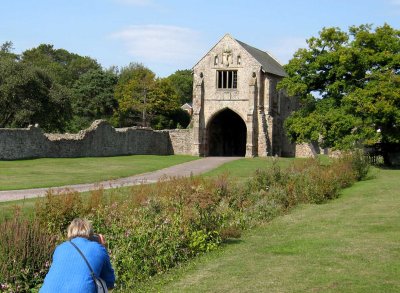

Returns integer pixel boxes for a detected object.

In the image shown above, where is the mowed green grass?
[0,157,295,214]
[203,157,296,183]
[144,167,400,293]
[0,155,198,190]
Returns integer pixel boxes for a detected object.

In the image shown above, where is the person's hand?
[98,234,106,246]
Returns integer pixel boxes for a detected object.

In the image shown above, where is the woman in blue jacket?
[40,218,115,292]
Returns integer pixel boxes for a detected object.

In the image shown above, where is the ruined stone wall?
[0,120,179,160]
[295,143,317,158]
[167,129,193,155]
[0,126,51,160]
[0,120,316,160]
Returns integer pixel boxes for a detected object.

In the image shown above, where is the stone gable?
[191,34,297,157]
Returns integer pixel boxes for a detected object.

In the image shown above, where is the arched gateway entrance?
[207,109,246,156]
[191,34,296,158]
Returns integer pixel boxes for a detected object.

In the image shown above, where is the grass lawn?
[0,155,198,191]
[141,167,400,292]
[0,156,296,221]
[203,157,296,183]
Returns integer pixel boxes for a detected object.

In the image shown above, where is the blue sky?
[1,0,399,77]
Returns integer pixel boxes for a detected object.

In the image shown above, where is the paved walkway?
[0,157,240,202]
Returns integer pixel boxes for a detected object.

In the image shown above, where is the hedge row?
[0,151,369,292]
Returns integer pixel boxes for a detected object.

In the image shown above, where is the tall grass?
[0,152,369,291]
[0,211,58,292]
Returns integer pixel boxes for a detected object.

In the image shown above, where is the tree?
[114,63,156,127]
[19,44,103,131]
[279,24,400,159]
[69,69,118,131]
[147,78,188,129]
[21,44,101,87]
[114,63,189,129]
[0,41,18,60]
[166,69,193,105]
[0,58,72,131]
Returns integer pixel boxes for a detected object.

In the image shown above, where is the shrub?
[246,159,285,193]
[35,189,84,234]
[245,193,284,224]
[85,176,239,290]
[0,154,369,291]
[189,230,221,254]
[0,210,58,291]
[346,149,370,181]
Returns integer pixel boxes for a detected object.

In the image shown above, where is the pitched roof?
[236,39,286,77]
[181,103,193,109]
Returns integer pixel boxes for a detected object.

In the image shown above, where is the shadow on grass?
[377,165,400,170]
[222,238,244,246]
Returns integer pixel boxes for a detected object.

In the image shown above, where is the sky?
[1,0,399,77]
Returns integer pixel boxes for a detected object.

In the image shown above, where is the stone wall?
[0,120,193,160]
[167,129,193,155]
[295,143,317,158]
[0,120,315,160]
[0,126,50,160]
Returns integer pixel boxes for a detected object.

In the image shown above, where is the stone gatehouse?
[0,34,309,161]
[191,34,297,157]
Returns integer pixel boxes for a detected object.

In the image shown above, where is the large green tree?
[114,63,188,129]
[166,69,193,105]
[147,78,188,129]
[19,44,107,132]
[114,63,156,127]
[0,41,18,60]
[69,69,118,131]
[21,44,101,87]
[0,58,72,131]
[279,24,400,157]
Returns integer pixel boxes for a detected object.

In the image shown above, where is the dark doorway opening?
[207,108,246,156]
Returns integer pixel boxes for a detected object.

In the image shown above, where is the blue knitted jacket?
[40,237,115,292]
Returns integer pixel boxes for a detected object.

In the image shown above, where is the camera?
[90,233,101,243]
[89,234,105,245]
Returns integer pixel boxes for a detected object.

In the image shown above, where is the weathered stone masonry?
[0,120,191,160]
[0,120,317,160]
[191,34,298,157]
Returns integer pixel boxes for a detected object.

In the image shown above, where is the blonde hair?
[67,218,94,239]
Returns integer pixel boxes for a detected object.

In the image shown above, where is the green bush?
[347,149,370,181]
[35,189,84,234]
[0,154,369,291]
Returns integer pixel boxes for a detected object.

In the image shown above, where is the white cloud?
[112,25,204,65]
[267,37,307,65]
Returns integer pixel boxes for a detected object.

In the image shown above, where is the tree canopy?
[21,44,101,87]
[279,24,400,151]
[114,63,189,129]
[0,41,18,60]
[166,69,193,105]
[0,58,72,131]
[70,69,118,131]
[1,42,192,132]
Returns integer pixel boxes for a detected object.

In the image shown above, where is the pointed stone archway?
[207,108,246,156]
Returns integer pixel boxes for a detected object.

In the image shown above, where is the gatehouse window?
[217,70,237,89]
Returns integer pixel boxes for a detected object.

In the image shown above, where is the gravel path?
[0,157,240,202]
